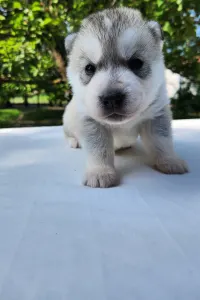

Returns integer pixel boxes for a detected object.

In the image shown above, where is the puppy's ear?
[148,21,164,48]
[64,33,77,54]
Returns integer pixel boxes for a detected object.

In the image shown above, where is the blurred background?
[0,0,199,128]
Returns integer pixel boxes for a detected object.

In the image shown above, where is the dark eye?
[128,58,144,72]
[85,64,96,76]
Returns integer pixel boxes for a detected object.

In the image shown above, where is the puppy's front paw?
[68,137,81,149]
[154,156,189,174]
[83,166,119,188]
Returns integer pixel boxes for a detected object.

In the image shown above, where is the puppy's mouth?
[107,113,126,122]
[103,112,133,123]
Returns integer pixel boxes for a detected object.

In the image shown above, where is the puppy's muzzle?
[99,90,125,114]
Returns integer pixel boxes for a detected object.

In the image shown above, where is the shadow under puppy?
[63,7,188,188]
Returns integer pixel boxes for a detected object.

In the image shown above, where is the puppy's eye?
[85,64,96,76]
[128,58,144,72]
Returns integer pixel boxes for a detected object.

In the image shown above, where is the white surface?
[0,120,200,300]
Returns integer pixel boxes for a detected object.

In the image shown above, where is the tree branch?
[0,77,65,85]
[51,49,67,81]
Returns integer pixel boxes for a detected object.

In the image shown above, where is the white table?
[0,120,200,300]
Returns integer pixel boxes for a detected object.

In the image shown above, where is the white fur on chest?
[111,123,139,151]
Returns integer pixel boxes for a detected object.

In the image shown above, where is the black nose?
[99,91,125,111]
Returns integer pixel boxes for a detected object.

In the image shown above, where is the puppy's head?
[65,7,165,124]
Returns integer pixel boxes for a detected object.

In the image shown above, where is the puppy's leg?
[63,100,81,149]
[140,106,188,174]
[82,117,118,188]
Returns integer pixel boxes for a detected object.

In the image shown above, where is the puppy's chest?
[111,125,139,151]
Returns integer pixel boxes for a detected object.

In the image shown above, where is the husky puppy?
[63,7,188,188]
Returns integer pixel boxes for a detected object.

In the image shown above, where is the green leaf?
[163,21,173,35]
[177,0,183,11]
[32,2,42,12]
[41,18,52,26]
[157,0,163,8]
[13,1,22,9]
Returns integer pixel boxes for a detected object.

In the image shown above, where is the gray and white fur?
[63,7,188,188]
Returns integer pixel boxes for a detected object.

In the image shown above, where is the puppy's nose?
[99,91,125,110]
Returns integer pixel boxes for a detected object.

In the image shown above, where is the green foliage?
[172,85,200,119]
[0,0,199,118]
[23,107,63,122]
[0,108,20,127]
[11,93,49,104]
[0,107,64,127]
[0,0,69,106]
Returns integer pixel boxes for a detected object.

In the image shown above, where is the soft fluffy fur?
[63,7,188,188]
